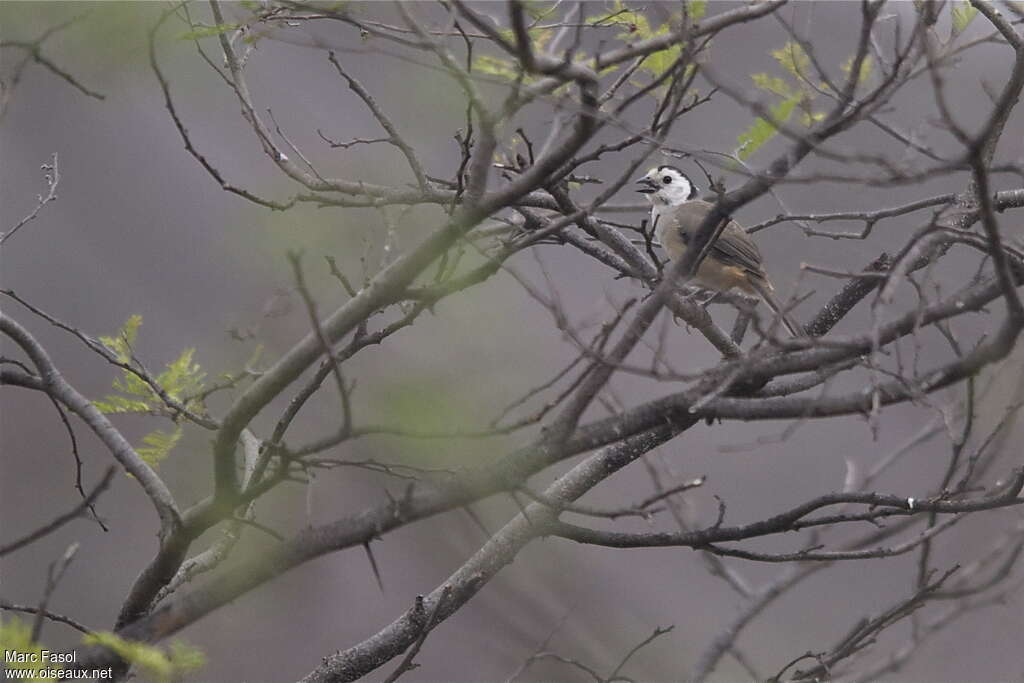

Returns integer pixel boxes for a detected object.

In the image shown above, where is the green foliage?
[951,2,979,35]
[612,1,701,78]
[643,42,682,80]
[99,313,143,363]
[92,392,152,415]
[0,617,53,679]
[177,23,239,41]
[771,41,811,80]
[840,54,874,85]
[522,0,558,21]
[800,109,827,127]
[741,40,871,159]
[473,54,521,81]
[750,73,794,98]
[473,24,558,81]
[96,316,207,417]
[742,41,816,159]
[95,316,207,469]
[473,24,611,89]
[137,427,184,469]
[156,348,205,403]
[478,1,715,83]
[736,94,801,160]
[83,632,204,683]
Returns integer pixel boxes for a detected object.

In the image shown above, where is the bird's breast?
[652,208,756,295]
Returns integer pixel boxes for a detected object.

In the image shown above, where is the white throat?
[648,201,675,245]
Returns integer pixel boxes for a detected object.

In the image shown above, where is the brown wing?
[670,201,766,277]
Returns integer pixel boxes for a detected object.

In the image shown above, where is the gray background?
[2,2,1023,681]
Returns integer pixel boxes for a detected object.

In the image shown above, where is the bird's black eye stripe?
[662,175,672,184]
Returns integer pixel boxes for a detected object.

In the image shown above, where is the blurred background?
[2,2,1023,681]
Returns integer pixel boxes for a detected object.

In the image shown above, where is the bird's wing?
[670,202,765,275]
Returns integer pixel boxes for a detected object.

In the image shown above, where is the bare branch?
[0,153,60,247]
[0,467,115,557]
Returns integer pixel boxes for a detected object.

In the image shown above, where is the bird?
[636,165,805,337]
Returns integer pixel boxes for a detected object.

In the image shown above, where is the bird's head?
[636,165,697,206]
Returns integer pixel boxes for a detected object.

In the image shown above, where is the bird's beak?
[635,177,657,194]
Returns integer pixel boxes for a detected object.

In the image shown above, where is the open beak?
[635,177,657,194]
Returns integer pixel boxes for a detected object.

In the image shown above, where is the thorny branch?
[5,2,1024,682]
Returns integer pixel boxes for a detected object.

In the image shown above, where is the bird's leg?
[667,286,712,325]
[696,289,722,307]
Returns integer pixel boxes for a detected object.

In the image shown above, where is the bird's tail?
[748,277,806,337]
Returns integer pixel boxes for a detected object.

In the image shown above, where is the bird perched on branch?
[636,165,805,337]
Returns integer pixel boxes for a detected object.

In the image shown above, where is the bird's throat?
[650,204,670,246]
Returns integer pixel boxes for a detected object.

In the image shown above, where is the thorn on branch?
[363,541,385,594]
[383,586,452,683]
